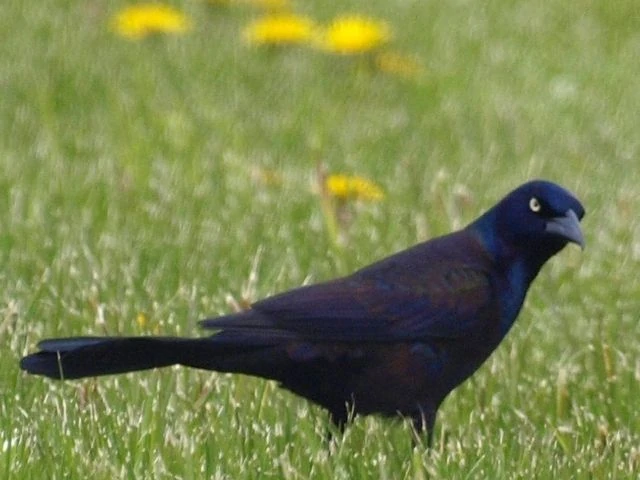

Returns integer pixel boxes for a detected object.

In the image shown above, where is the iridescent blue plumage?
[20,180,585,443]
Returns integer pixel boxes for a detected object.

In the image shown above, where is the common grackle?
[20,180,585,444]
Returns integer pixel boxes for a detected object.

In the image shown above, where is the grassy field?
[2,0,639,478]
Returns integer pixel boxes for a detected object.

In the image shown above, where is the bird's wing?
[201,255,496,343]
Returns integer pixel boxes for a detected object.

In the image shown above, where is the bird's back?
[232,229,509,423]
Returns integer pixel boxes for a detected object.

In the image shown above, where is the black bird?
[21,180,584,443]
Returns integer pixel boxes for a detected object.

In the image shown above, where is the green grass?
[2,0,640,478]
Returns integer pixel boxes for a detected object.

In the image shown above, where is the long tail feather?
[20,335,279,380]
[21,337,190,379]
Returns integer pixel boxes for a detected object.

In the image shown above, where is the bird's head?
[473,180,585,264]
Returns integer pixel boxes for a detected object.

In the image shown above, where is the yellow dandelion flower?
[325,174,385,202]
[318,15,391,55]
[243,14,316,45]
[209,0,290,10]
[240,0,291,10]
[136,312,148,329]
[375,51,425,79]
[111,4,191,40]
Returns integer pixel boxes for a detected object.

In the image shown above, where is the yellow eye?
[529,197,541,213]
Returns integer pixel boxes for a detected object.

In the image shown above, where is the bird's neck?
[468,218,550,332]
[469,211,554,287]
[495,254,536,328]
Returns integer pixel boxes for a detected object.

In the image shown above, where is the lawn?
[1,0,639,478]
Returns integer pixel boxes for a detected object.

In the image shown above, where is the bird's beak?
[545,209,584,249]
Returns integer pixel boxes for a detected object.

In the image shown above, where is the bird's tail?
[20,335,276,380]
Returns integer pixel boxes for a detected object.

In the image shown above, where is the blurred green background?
[1,0,639,478]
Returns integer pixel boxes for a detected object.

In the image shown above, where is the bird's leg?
[329,410,348,432]
[323,408,348,443]
[324,399,357,444]
[412,406,437,448]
